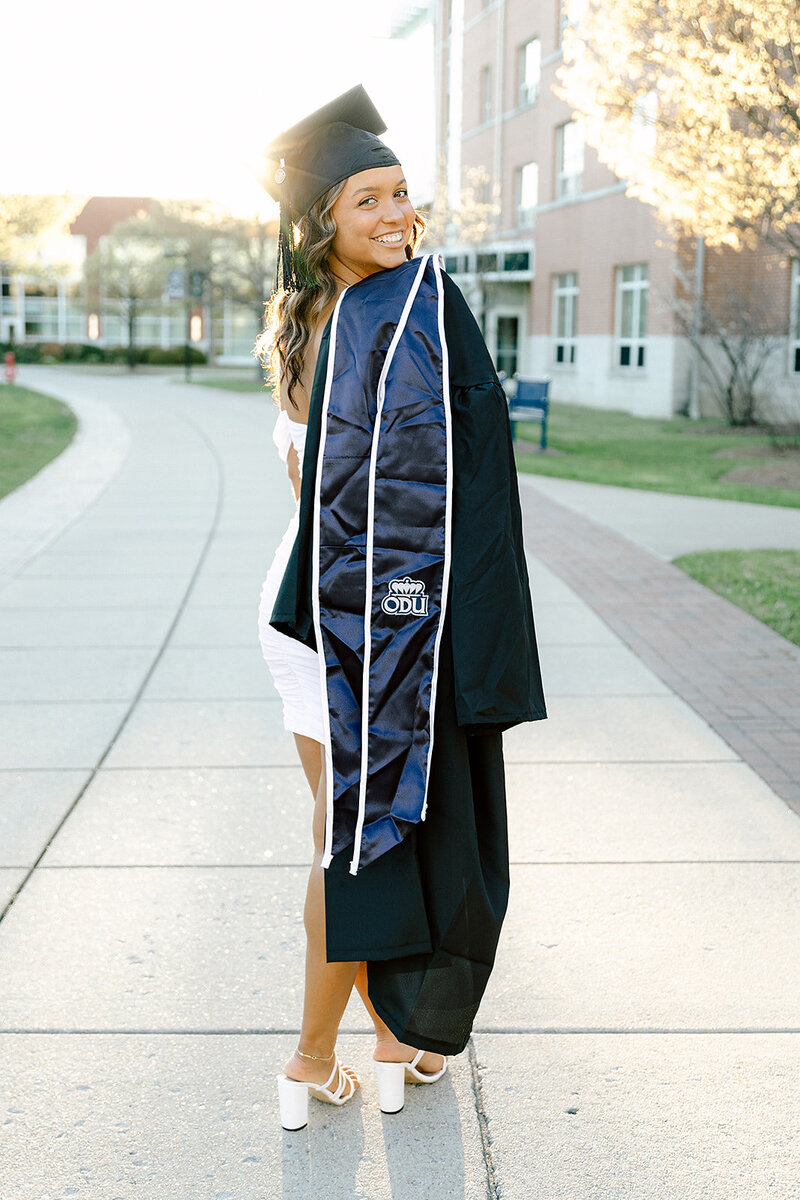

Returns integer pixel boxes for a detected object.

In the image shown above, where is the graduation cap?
[265,84,400,292]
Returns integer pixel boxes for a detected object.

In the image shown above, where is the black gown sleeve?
[443,273,547,734]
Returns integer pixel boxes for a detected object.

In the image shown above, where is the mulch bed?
[713,446,800,489]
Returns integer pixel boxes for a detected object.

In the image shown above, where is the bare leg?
[283,747,361,1092]
[353,961,446,1075]
[292,731,323,796]
[285,735,442,1079]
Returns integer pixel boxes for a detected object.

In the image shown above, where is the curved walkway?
[518,470,800,558]
[0,367,797,1199]
[0,367,130,575]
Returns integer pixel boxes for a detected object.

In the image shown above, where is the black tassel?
[276,199,302,293]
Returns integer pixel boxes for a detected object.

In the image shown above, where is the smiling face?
[328,165,415,282]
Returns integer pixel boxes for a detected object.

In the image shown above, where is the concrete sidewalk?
[1,365,799,1199]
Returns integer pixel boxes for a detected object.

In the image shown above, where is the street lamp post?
[188,267,206,383]
[184,259,192,382]
[165,243,205,383]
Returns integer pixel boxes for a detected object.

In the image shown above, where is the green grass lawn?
[0,384,78,502]
[673,550,800,647]
[515,402,800,508]
[186,374,267,393]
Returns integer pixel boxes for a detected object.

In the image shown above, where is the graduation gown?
[270,256,547,1056]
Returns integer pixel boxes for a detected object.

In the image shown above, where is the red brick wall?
[69,197,155,257]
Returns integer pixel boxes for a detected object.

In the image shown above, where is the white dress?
[257,409,325,744]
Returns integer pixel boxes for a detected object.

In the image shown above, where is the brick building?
[433,0,800,418]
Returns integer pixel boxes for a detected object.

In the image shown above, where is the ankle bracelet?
[296,1048,334,1061]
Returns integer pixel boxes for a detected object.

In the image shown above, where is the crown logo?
[387,576,425,596]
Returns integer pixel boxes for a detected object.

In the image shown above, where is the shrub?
[0,341,207,366]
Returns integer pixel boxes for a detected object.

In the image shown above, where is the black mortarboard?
[265,84,401,291]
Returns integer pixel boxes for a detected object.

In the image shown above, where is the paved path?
[518,480,800,816]
[1,366,799,1199]
[0,375,129,574]
[518,471,800,558]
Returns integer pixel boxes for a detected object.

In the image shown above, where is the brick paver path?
[519,485,800,818]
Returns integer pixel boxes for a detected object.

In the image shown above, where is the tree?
[0,193,87,273]
[425,162,502,331]
[663,259,780,424]
[556,1,800,255]
[80,199,276,373]
[150,198,276,378]
[83,213,167,370]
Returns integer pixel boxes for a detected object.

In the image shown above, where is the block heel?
[375,1049,448,1113]
[375,1060,406,1113]
[276,1074,309,1130]
[276,1050,359,1129]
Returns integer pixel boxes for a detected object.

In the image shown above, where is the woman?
[254,86,546,1131]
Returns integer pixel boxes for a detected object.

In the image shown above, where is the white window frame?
[556,117,584,200]
[518,37,541,107]
[489,308,525,379]
[480,64,492,124]
[552,271,578,367]
[790,258,800,374]
[614,263,649,369]
[516,161,538,228]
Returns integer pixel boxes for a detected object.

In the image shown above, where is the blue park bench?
[506,377,551,450]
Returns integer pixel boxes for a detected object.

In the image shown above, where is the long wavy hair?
[254,180,427,410]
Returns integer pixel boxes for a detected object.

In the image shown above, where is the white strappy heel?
[374,1049,448,1113]
[276,1051,360,1130]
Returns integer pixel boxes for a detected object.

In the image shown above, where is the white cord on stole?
[421,253,453,819]
[350,254,432,876]
[313,286,349,872]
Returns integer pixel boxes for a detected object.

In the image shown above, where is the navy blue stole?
[312,254,452,875]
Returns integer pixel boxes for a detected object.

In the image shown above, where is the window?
[480,65,492,124]
[518,38,541,106]
[791,258,800,373]
[615,263,649,368]
[504,251,531,272]
[496,315,520,377]
[552,271,578,365]
[476,252,499,273]
[556,118,584,199]
[516,161,539,227]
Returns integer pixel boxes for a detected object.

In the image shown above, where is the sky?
[5,0,435,219]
